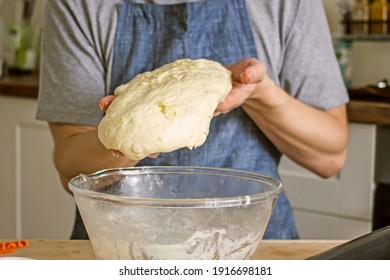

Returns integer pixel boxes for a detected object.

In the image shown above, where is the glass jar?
[369,0,388,35]
[352,0,370,35]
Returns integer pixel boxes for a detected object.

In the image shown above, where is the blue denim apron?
[72,0,298,240]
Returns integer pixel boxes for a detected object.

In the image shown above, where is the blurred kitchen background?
[0,0,389,240]
[0,0,45,75]
[1,0,390,86]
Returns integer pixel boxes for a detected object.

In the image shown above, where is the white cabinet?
[280,123,376,239]
[0,95,75,239]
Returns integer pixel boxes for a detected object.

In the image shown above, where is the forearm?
[49,123,139,192]
[243,76,348,178]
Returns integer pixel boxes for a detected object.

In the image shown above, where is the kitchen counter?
[0,74,40,98]
[346,100,390,125]
[2,239,346,260]
[1,74,389,125]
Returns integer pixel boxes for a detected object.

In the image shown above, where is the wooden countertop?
[1,74,389,125]
[0,74,40,98]
[2,239,346,260]
[347,100,390,125]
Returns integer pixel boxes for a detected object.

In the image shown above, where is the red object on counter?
[0,240,29,255]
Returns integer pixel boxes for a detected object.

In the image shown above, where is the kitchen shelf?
[337,34,390,42]
[339,19,390,42]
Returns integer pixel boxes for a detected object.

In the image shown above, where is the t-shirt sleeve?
[279,0,349,110]
[36,0,107,126]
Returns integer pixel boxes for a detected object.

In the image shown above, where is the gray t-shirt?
[36,0,349,126]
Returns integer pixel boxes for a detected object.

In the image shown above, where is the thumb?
[98,95,116,112]
[226,58,266,84]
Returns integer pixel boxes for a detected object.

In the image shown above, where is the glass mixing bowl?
[68,166,282,260]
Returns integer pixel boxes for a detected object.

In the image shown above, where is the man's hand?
[215,58,267,116]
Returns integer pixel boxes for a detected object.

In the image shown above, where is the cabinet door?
[0,96,75,239]
[279,123,376,239]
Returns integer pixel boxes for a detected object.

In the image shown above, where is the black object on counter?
[307,225,390,260]
[348,79,390,102]
[373,184,390,230]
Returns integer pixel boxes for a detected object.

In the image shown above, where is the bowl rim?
[68,166,283,208]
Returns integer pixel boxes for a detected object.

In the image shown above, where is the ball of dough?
[98,58,232,160]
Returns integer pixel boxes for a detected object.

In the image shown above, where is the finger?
[147,153,160,158]
[226,58,266,85]
[98,95,115,112]
[215,81,253,115]
[215,91,239,114]
[111,150,160,159]
[111,149,124,157]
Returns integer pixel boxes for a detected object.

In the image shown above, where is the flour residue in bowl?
[92,228,262,260]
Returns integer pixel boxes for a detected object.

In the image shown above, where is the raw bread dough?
[98,59,232,160]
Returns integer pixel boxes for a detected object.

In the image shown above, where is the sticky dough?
[97,59,232,160]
